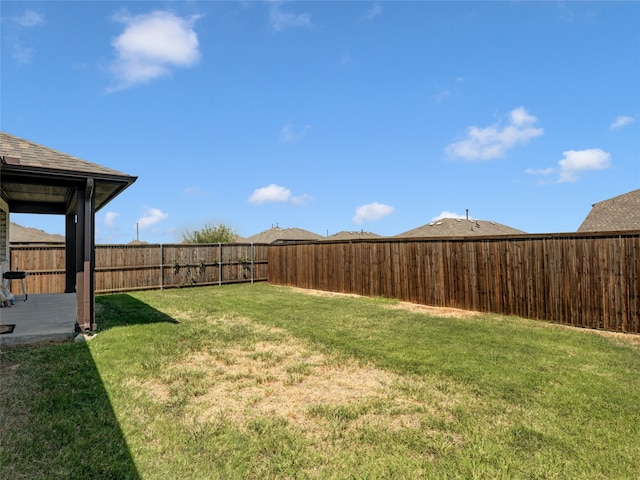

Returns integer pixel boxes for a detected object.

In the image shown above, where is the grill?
[3,271,27,301]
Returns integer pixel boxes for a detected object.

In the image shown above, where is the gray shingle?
[9,223,65,243]
[578,189,640,232]
[395,218,525,238]
[1,132,127,177]
[245,226,323,244]
[326,231,382,241]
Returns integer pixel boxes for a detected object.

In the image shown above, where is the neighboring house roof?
[395,217,526,238]
[245,226,323,244]
[1,132,137,213]
[326,231,383,241]
[578,189,640,232]
[9,223,65,244]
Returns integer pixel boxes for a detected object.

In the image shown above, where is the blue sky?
[2,1,639,243]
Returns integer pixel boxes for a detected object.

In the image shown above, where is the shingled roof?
[326,230,383,241]
[9,222,65,244]
[395,217,525,238]
[1,132,128,176]
[1,132,137,213]
[578,189,640,232]
[245,226,323,244]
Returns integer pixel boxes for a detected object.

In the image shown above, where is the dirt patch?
[287,287,363,300]
[597,330,640,346]
[287,286,480,319]
[571,326,640,348]
[387,301,480,319]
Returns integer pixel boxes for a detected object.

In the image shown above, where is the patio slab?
[0,293,77,346]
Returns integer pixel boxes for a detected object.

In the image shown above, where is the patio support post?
[85,178,96,331]
[75,178,96,332]
[65,213,76,293]
[75,186,85,332]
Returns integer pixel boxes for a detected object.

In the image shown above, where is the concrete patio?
[0,293,77,346]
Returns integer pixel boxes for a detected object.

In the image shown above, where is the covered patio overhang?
[1,132,137,333]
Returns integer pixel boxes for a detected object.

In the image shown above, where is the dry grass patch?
[124,317,463,443]
[288,286,480,319]
[388,301,481,319]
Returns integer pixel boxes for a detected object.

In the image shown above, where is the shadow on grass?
[0,294,179,478]
[96,293,179,331]
[0,341,141,479]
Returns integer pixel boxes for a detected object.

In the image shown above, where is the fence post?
[160,244,164,290]
[251,243,255,284]
[218,243,222,286]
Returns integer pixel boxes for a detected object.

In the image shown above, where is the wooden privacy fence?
[8,233,640,333]
[9,243,268,294]
[268,232,640,334]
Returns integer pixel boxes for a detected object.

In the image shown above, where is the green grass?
[2,283,639,479]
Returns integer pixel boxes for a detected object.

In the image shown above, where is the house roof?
[327,230,383,241]
[1,132,137,213]
[578,189,640,232]
[394,217,526,238]
[9,222,65,244]
[245,226,323,244]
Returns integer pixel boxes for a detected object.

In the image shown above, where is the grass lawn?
[2,283,639,479]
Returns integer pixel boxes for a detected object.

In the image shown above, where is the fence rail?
[9,243,268,294]
[267,232,640,334]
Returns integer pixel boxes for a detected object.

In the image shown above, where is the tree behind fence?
[10,243,268,294]
[268,232,640,334]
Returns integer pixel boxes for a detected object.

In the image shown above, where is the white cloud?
[248,184,291,204]
[525,148,611,183]
[269,2,312,31]
[183,186,210,198]
[524,167,555,176]
[431,211,467,221]
[13,10,45,27]
[558,148,611,182]
[445,107,544,160]
[9,10,45,65]
[353,202,394,225]
[610,115,636,130]
[104,211,120,227]
[434,89,452,103]
[290,194,313,206]
[279,123,312,143]
[137,207,169,229]
[108,10,201,91]
[363,2,383,21]
[11,44,35,65]
[248,184,313,205]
